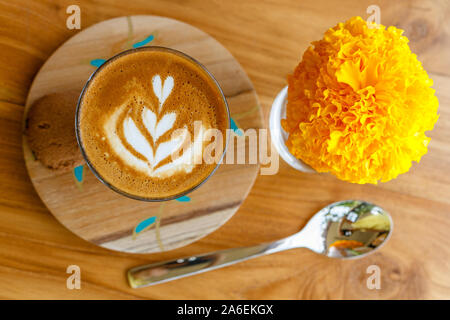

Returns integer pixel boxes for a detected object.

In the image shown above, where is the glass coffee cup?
[76,46,230,201]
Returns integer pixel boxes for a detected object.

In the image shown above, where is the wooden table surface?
[1,0,449,300]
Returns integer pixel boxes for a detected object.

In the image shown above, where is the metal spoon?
[127,200,392,288]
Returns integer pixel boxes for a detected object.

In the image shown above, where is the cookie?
[25,91,84,171]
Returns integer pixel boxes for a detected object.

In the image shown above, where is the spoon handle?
[128,239,290,288]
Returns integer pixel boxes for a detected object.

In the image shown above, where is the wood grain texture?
[23,15,262,253]
[1,0,450,299]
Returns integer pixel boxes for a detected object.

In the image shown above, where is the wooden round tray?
[23,15,262,254]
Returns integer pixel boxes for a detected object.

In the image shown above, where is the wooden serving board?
[22,15,262,254]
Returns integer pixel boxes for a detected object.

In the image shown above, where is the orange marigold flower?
[282,16,439,184]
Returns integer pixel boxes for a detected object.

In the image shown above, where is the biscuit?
[25,91,84,171]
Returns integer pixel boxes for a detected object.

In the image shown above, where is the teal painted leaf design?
[73,165,84,182]
[230,117,243,136]
[176,195,191,202]
[90,59,106,68]
[133,35,155,48]
[135,216,157,234]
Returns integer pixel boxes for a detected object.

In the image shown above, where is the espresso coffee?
[77,48,228,199]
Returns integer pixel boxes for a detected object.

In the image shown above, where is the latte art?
[152,75,174,112]
[104,74,207,178]
[77,48,228,199]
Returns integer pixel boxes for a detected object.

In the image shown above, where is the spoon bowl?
[290,200,392,258]
[128,200,392,288]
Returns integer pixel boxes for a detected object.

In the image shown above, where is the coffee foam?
[78,49,228,199]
